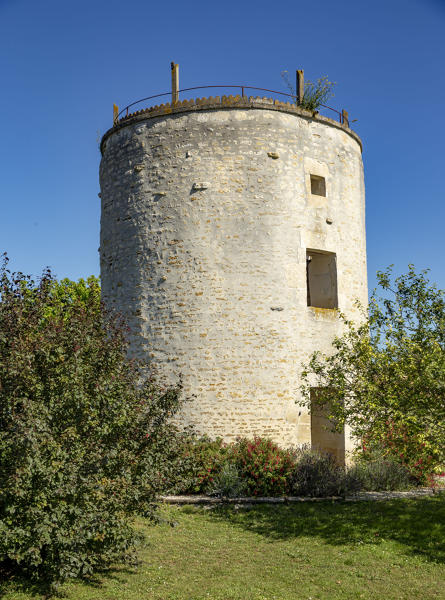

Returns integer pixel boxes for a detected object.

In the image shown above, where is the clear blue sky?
[1,0,444,293]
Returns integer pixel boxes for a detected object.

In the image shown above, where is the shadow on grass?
[0,565,48,600]
[0,561,137,599]
[206,496,445,564]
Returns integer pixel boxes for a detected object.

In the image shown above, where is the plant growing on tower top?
[281,70,336,111]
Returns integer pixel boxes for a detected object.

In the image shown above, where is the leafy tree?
[38,274,101,320]
[301,266,445,482]
[0,255,182,590]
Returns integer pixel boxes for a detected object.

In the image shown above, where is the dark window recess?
[310,388,345,465]
[306,250,338,309]
[310,174,326,196]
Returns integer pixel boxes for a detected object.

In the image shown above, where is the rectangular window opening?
[306,250,338,309]
[310,388,345,465]
[310,174,326,197]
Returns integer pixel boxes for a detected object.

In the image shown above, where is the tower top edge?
[100,96,362,155]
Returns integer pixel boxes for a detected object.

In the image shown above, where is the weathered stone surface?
[99,101,367,449]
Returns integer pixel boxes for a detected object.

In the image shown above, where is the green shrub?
[206,462,248,498]
[361,422,439,486]
[169,436,229,494]
[167,435,419,498]
[290,446,361,497]
[0,257,182,590]
[232,437,295,496]
[350,449,416,491]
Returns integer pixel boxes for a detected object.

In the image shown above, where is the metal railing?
[115,85,349,125]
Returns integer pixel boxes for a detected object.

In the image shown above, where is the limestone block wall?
[99,97,367,448]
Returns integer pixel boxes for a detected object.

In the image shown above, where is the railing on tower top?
[115,85,349,126]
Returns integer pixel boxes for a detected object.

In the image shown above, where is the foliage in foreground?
[169,436,296,497]
[169,436,230,494]
[349,449,416,492]
[290,446,361,497]
[301,266,445,484]
[232,437,295,496]
[206,462,248,498]
[171,436,301,497]
[169,436,416,497]
[0,256,182,590]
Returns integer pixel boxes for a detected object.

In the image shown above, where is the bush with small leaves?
[206,462,248,498]
[232,437,295,496]
[0,255,182,591]
[350,448,416,491]
[290,446,361,497]
[167,436,230,494]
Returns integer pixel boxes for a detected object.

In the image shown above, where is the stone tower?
[99,82,367,458]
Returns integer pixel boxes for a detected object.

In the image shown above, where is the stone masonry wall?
[99,98,367,448]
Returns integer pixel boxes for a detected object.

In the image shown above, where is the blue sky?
[1,0,444,293]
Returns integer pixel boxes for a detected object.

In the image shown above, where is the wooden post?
[296,69,304,105]
[171,62,179,105]
[113,103,119,125]
[342,109,349,127]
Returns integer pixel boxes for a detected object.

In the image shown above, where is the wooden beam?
[297,70,304,105]
[171,62,179,105]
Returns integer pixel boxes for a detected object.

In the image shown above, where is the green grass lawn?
[2,497,445,600]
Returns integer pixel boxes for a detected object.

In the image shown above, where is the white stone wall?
[99,99,367,447]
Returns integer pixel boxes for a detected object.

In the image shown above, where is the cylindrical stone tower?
[100,95,367,452]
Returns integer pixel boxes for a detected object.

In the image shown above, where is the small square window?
[310,174,326,197]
